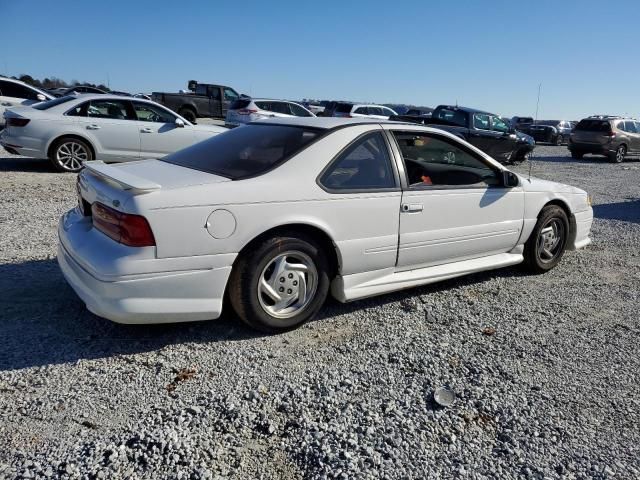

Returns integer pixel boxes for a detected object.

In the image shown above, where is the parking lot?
[0,146,638,478]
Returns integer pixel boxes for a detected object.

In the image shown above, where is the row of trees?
[2,74,109,92]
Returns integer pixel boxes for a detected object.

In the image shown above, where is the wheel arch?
[47,133,96,160]
[541,199,576,246]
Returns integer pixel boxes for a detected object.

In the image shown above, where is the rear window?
[162,124,322,180]
[335,103,353,113]
[32,96,76,110]
[575,119,611,132]
[433,108,467,127]
[230,99,251,110]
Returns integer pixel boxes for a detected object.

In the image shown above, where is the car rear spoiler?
[84,161,161,192]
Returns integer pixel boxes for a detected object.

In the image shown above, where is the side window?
[270,102,290,115]
[368,107,383,116]
[0,81,39,100]
[354,107,368,115]
[383,108,396,117]
[491,115,510,133]
[208,87,221,100]
[392,132,500,188]
[195,84,208,95]
[616,121,626,132]
[133,102,177,123]
[254,101,272,111]
[66,101,89,117]
[473,114,490,130]
[288,103,312,117]
[223,88,239,102]
[625,121,638,134]
[87,100,133,120]
[319,132,396,191]
[634,122,640,133]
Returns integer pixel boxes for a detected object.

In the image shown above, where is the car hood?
[519,175,586,195]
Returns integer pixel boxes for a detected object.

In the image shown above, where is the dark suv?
[569,116,640,163]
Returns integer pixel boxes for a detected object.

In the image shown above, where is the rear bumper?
[568,140,613,155]
[0,129,47,158]
[57,209,235,324]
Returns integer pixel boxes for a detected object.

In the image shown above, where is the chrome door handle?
[1,102,12,106]
[401,203,423,213]
[86,124,100,130]
[140,127,153,133]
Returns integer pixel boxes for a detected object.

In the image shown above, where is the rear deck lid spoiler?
[84,161,161,192]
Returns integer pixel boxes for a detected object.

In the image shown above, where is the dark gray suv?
[569,116,640,163]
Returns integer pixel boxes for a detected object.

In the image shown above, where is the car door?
[627,121,640,153]
[468,113,495,153]
[207,86,223,118]
[489,115,518,162]
[389,129,524,269]
[222,87,239,117]
[75,99,141,161]
[0,80,47,125]
[133,101,198,158]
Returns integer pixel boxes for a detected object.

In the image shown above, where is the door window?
[87,100,134,120]
[354,107,368,115]
[66,101,89,117]
[393,132,500,188]
[133,101,177,123]
[269,102,291,115]
[288,103,313,117]
[223,88,239,102]
[382,108,396,117]
[368,107,383,116]
[491,115,510,133]
[0,80,40,100]
[473,113,490,130]
[319,132,396,191]
[625,121,638,133]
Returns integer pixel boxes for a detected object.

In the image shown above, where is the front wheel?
[555,134,564,145]
[50,137,93,172]
[228,234,331,332]
[522,205,569,273]
[178,108,197,123]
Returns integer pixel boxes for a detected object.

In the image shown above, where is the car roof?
[251,116,434,130]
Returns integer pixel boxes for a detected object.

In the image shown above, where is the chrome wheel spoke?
[286,262,308,273]
[260,277,282,303]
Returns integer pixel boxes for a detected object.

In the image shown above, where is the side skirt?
[331,252,524,302]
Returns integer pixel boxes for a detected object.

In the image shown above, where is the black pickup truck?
[393,105,526,164]
[151,80,243,122]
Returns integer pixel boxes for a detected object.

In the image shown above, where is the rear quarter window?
[230,99,252,110]
[336,103,353,113]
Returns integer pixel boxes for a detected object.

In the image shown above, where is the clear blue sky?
[2,0,639,119]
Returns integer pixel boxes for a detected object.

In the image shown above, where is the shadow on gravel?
[593,199,640,224]
[0,155,56,173]
[0,257,528,371]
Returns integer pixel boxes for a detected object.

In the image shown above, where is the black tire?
[49,136,93,172]
[522,205,569,274]
[228,234,331,333]
[179,108,197,123]
[570,150,583,160]
[555,134,564,146]
[609,144,626,163]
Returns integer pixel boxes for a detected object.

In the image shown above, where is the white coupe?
[0,95,227,172]
[58,117,593,332]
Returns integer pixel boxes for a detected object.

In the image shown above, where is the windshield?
[32,96,76,110]
[162,124,322,179]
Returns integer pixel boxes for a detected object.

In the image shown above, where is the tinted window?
[575,119,611,132]
[335,103,353,113]
[269,102,291,115]
[32,96,76,110]
[433,108,467,127]
[383,108,396,117]
[230,99,252,110]
[224,88,239,102]
[254,101,272,111]
[491,116,510,133]
[88,100,133,120]
[354,107,368,115]
[162,125,321,179]
[133,101,176,123]
[616,121,627,132]
[66,101,89,117]
[473,113,490,130]
[0,80,40,100]
[368,107,383,116]
[289,103,313,117]
[195,84,208,95]
[624,121,638,133]
[320,132,395,190]
[393,132,499,187]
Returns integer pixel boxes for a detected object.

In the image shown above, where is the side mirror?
[36,93,47,102]
[503,171,520,188]
[175,118,185,128]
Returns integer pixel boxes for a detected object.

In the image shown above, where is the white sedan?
[58,117,593,332]
[0,95,227,172]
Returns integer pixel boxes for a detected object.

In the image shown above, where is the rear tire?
[49,137,93,172]
[570,150,583,160]
[228,234,330,333]
[178,108,197,123]
[522,205,569,274]
[609,144,626,163]
[555,134,564,145]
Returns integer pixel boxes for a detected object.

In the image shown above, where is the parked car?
[52,85,107,97]
[528,120,575,145]
[406,105,526,163]
[511,116,534,134]
[59,117,592,332]
[0,95,226,172]
[151,80,243,123]
[225,98,314,128]
[0,76,53,127]
[568,116,640,162]
[332,103,397,120]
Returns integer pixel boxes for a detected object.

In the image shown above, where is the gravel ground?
[0,146,638,479]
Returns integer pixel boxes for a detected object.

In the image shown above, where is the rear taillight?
[91,202,155,247]
[605,131,616,139]
[237,109,258,115]
[7,118,30,127]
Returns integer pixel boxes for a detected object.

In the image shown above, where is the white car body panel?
[57,117,593,324]
[0,95,226,162]
[0,77,54,126]
[225,99,315,128]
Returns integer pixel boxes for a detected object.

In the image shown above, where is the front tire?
[178,108,197,123]
[50,137,93,172]
[228,234,330,332]
[609,144,626,163]
[555,134,564,145]
[522,205,569,273]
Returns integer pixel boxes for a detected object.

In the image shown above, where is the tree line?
[2,73,109,92]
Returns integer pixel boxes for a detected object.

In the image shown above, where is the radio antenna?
[528,82,542,181]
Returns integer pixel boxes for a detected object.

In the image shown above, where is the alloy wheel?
[56,141,88,171]
[616,145,626,163]
[536,218,566,264]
